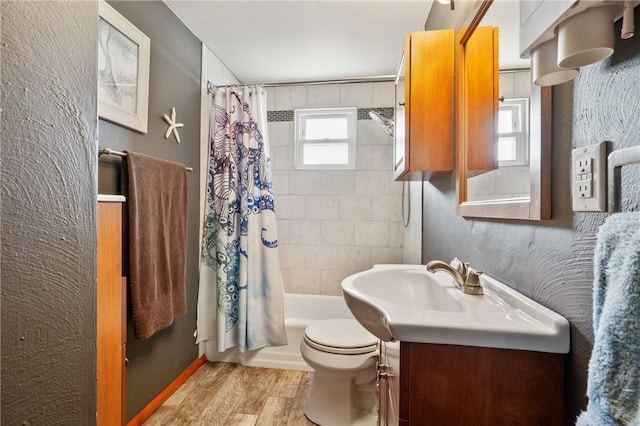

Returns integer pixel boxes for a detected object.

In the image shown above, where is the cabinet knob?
[125,357,129,366]
[398,102,405,106]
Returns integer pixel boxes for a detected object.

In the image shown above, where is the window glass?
[497,99,528,166]
[294,108,357,170]
[304,117,349,140]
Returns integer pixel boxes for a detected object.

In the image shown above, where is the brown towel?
[123,151,187,340]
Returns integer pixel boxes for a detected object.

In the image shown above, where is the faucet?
[426,257,484,295]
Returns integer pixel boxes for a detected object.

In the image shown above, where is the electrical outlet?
[572,142,607,212]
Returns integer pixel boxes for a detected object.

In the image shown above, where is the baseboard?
[125,355,206,426]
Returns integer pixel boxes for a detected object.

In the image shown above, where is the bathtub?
[205,293,355,371]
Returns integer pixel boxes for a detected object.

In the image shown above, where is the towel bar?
[607,145,640,213]
[99,147,193,172]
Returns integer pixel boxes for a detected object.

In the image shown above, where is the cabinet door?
[393,51,407,180]
[464,26,499,175]
[97,202,124,426]
[394,30,454,181]
[378,341,401,426]
[404,342,563,425]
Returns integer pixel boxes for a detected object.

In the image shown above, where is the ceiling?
[481,0,530,69]
[164,1,435,84]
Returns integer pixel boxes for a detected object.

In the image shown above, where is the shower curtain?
[197,86,287,353]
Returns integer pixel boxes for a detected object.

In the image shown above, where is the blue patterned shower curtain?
[197,86,287,352]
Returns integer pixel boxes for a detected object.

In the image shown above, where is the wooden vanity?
[378,341,564,425]
[97,196,126,425]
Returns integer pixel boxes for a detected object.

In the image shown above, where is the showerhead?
[368,111,394,137]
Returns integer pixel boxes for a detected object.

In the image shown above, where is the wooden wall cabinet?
[379,341,564,425]
[97,199,126,426]
[393,30,454,181]
[459,25,499,176]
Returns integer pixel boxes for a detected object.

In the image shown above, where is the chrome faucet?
[426,257,484,295]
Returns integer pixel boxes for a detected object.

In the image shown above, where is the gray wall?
[1,2,99,425]
[423,14,640,424]
[97,1,202,421]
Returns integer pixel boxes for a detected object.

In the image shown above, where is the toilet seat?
[303,319,377,355]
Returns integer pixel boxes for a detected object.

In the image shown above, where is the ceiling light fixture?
[437,0,454,11]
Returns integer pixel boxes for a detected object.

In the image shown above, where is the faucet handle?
[463,270,484,295]
[451,257,468,277]
[465,270,483,286]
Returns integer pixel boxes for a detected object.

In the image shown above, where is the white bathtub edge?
[203,293,353,372]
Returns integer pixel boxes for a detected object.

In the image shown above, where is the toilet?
[300,318,379,426]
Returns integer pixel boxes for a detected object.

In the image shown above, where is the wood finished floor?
[143,362,317,426]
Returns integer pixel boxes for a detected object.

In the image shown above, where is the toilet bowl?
[300,318,379,426]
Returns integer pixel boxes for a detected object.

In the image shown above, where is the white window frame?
[294,107,357,170]
[498,98,529,167]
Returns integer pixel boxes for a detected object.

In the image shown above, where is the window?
[294,107,357,170]
[497,98,529,166]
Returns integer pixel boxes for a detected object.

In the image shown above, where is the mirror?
[456,0,551,220]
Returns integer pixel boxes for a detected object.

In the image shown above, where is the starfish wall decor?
[163,107,184,143]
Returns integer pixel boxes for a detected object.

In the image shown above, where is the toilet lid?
[304,319,378,355]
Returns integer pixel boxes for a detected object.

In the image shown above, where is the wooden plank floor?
[142,362,317,426]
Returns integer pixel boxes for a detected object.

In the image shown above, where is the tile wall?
[402,180,423,265]
[266,82,410,295]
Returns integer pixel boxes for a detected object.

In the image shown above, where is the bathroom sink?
[341,264,570,353]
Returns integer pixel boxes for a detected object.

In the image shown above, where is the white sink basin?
[341,264,570,353]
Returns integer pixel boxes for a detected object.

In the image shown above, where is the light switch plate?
[572,142,607,212]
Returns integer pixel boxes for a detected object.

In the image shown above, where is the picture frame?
[98,1,150,134]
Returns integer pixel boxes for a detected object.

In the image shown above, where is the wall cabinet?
[97,199,126,426]
[379,341,564,425]
[393,30,454,181]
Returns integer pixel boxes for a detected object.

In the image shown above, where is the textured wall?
[1,2,98,424]
[423,14,640,424]
[97,1,202,420]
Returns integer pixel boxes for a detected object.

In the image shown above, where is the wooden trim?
[458,0,493,45]
[456,0,552,221]
[97,202,125,426]
[126,355,206,426]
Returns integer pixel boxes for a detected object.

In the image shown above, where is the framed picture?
[98,1,150,133]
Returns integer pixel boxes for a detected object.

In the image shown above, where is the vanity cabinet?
[380,341,564,425]
[97,199,126,426]
[378,341,401,426]
[393,30,454,181]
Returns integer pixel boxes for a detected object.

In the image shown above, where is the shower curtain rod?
[207,75,395,93]
[98,147,193,172]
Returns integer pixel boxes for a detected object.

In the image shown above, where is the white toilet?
[300,318,379,426]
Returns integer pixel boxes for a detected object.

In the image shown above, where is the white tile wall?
[372,81,395,106]
[355,221,389,247]
[267,82,416,296]
[307,85,341,108]
[322,171,356,195]
[402,180,423,265]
